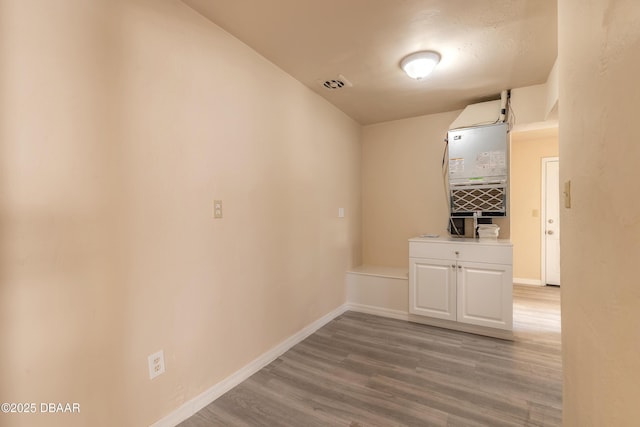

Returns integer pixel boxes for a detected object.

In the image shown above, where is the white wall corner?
[545,58,559,120]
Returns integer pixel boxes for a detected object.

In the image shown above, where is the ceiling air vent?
[319,74,353,90]
[323,79,345,89]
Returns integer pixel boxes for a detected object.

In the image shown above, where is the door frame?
[541,157,559,285]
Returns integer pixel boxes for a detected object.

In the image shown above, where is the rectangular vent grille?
[451,186,506,215]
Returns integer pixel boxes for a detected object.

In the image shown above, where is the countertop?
[409,235,512,246]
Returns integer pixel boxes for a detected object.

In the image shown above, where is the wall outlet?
[213,200,223,219]
[148,350,165,380]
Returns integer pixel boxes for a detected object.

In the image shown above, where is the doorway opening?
[509,127,559,287]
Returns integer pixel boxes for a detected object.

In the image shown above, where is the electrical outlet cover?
[148,350,165,380]
[213,200,223,219]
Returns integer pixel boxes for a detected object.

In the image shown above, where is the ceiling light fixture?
[400,51,441,80]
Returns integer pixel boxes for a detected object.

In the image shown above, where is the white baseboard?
[513,277,543,286]
[345,303,409,321]
[150,304,349,427]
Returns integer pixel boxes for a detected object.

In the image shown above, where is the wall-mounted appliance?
[448,122,509,217]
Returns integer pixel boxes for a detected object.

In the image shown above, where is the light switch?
[338,208,345,218]
[563,181,571,208]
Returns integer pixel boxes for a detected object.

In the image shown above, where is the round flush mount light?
[400,51,441,79]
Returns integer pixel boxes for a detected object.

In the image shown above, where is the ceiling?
[182,0,558,125]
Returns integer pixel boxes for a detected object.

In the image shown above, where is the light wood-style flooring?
[178,285,561,426]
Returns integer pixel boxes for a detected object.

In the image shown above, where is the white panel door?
[543,158,561,286]
[409,258,456,321]
[457,262,513,330]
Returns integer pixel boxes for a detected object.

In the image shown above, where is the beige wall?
[559,0,640,425]
[362,111,460,268]
[7,1,640,426]
[0,1,361,426]
[510,128,559,282]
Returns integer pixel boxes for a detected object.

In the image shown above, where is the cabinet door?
[457,262,513,330]
[409,258,456,321]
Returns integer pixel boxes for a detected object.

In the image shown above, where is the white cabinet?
[409,238,513,333]
[456,260,512,329]
[410,258,456,321]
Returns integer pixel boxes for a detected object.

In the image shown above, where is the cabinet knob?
[454,251,460,255]
[451,265,456,269]
[458,265,462,269]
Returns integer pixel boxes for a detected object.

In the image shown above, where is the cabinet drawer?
[409,241,512,264]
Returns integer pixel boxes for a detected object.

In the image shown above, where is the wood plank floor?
[178,285,561,427]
